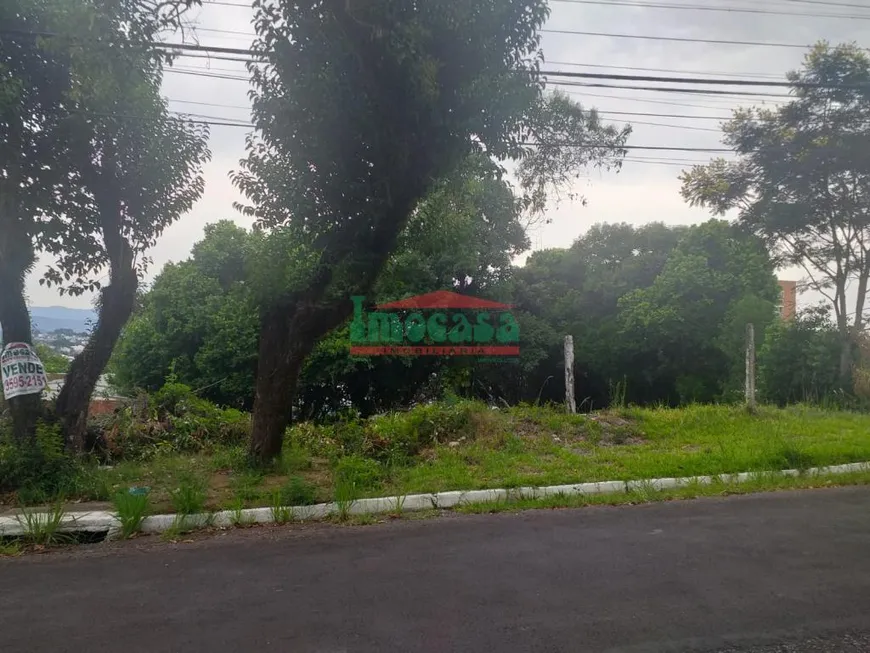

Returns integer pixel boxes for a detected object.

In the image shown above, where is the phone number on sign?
[3,375,46,392]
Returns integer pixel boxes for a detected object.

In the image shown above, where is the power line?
[147,109,742,150]
[548,0,870,20]
[169,98,250,110]
[163,96,731,123]
[560,88,782,110]
[0,28,834,58]
[200,0,870,16]
[618,119,720,131]
[543,70,827,89]
[784,0,870,9]
[545,60,784,80]
[164,67,249,81]
[540,28,822,49]
[551,80,793,97]
[595,110,730,120]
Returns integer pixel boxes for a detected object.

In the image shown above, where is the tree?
[0,0,209,448]
[231,0,629,460]
[680,42,870,387]
[618,220,779,403]
[505,223,686,406]
[1,0,73,442]
[758,305,842,405]
[114,153,535,416]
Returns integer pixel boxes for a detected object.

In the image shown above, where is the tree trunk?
[0,144,43,445]
[0,267,43,444]
[839,337,854,389]
[55,267,138,451]
[249,301,351,461]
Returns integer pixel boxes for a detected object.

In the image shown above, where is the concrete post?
[564,335,576,414]
[745,323,756,411]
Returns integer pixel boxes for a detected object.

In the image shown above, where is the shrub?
[0,421,77,498]
[100,384,251,460]
[287,400,488,464]
[171,474,208,515]
[334,455,384,493]
[279,476,318,506]
[112,491,151,538]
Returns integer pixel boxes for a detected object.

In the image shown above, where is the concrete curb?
[2,461,869,539]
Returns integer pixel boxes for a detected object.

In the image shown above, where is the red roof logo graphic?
[375,290,512,311]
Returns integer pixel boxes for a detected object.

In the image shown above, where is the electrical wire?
[548,0,870,20]
[550,80,793,97]
[544,60,784,80]
[539,28,823,49]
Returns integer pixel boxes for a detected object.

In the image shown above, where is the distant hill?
[0,307,96,338]
[31,306,96,333]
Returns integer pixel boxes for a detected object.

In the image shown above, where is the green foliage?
[618,220,778,404]
[279,476,318,507]
[15,502,69,546]
[334,456,385,494]
[680,42,870,384]
[170,475,208,515]
[289,400,489,464]
[112,491,150,539]
[34,344,69,374]
[0,421,76,498]
[759,308,843,405]
[102,384,251,460]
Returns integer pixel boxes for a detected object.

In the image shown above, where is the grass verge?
[5,402,870,515]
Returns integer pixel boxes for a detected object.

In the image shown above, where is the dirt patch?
[587,413,645,446]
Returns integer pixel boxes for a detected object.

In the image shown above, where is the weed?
[269,490,292,524]
[160,519,185,542]
[279,476,318,506]
[279,444,313,474]
[389,493,407,515]
[171,475,207,515]
[333,479,359,521]
[609,377,628,409]
[0,540,21,556]
[112,491,151,539]
[16,502,70,546]
[230,469,264,503]
[228,498,253,527]
[209,446,247,472]
[334,455,384,493]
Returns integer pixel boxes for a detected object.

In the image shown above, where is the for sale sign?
[1,342,48,400]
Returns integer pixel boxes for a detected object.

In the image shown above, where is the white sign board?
[1,342,48,400]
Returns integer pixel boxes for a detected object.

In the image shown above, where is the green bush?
[0,421,77,499]
[171,474,208,515]
[288,400,488,464]
[334,455,384,493]
[279,476,318,506]
[100,383,251,460]
[759,310,843,406]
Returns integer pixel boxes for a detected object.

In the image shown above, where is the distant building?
[777,280,797,320]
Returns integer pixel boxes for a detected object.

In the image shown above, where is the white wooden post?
[564,335,576,414]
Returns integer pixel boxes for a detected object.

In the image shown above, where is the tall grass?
[16,502,69,546]
[112,491,150,539]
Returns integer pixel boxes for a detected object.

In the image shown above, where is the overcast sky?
[27,0,869,311]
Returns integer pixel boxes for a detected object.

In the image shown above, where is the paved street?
[2,487,870,652]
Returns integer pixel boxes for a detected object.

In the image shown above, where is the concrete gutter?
[2,461,869,540]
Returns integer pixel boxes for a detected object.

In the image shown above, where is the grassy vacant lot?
[9,401,867,514]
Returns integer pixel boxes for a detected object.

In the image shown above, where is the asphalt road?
[2,487,870,653]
